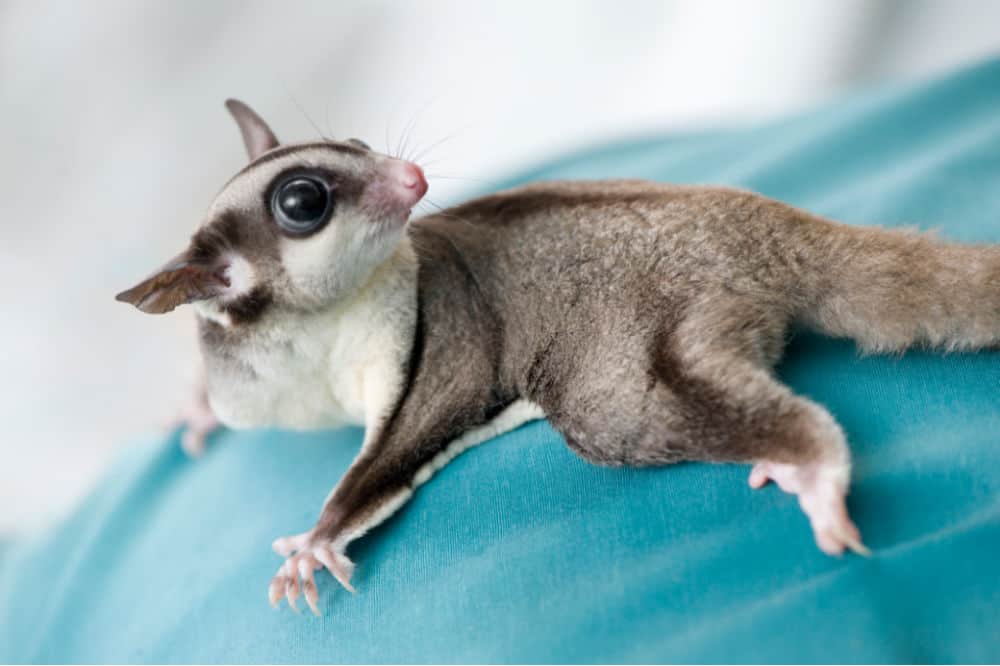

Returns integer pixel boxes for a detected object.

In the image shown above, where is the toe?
[302,573,320,617]
[273,531,312,557]
[748,464,770,489]
[272,538,294,557]
[180,429,205,458]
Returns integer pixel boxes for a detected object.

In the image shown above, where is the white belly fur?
[412,399,546,485]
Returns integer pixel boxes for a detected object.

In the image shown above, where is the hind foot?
[749,459,870,557]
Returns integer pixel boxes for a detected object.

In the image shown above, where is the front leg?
[267,398,542,614]
[267,442,421,615]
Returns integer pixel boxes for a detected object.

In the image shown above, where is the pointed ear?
[225,98,279,160]
[115,249,228,314]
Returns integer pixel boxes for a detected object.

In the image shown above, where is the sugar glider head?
[116,99,427,326]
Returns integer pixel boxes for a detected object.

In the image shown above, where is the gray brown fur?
[116,104,1000,588]
[313,179,1000,542]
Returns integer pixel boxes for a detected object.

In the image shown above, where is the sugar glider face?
[116,98,427,324]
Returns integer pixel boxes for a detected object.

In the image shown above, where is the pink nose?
[386,160,428,207]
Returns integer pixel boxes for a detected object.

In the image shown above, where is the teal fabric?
[3,59,1000,664]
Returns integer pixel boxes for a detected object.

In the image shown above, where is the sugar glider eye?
[271,175,333,236]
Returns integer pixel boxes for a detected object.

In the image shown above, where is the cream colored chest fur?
[200,252,418,432]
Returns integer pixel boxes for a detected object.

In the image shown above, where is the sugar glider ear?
[225,98,279,161]
[115,249,228,314]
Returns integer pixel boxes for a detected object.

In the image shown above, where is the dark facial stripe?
[223,285,273,325]
[189,211,243,261]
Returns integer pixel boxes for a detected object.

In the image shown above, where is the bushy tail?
[795,220,1000,353]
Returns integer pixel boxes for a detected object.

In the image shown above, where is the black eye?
[271,176,333,235]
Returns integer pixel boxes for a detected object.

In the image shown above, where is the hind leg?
[537,319,868,556]
[676,346,870,555]
[703,363,868,555]
[682,352,869,556]
[669,301,869,555]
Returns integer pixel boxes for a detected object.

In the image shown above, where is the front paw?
[171,383,220,458]
[269,531,355,615]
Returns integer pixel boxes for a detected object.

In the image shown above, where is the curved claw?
[268,578,284,608]
[315,546,356,594]
[285,578,301,613]
[303,580,321,616]
[298,555,323,614]
[841,532,872,557]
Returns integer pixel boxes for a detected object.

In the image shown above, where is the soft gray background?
[2,0,999,534]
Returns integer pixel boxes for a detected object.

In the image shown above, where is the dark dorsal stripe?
[232,141,368,180]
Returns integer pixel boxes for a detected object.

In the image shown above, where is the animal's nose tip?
[383,159,427,208]
[398,162,428,200]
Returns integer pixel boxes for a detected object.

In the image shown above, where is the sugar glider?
[117,100,1000,614]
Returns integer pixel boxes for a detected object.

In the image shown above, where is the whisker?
[425,173,489,183]
[401,94,447,163]
[395,95,424,161]
[283,87,330,142]
[414,156,454,172]
[424,196,461,208]
[420,198,482,232]
[394,118,407,160]
[324,97,335,141]
[411,119,477,169]
[411,131,460,165]
[413,202,436,218]
[420,197,447,211]
[398,113,419,163]
[387,89,416,159]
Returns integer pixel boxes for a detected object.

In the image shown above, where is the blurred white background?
[1,0,999,535]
